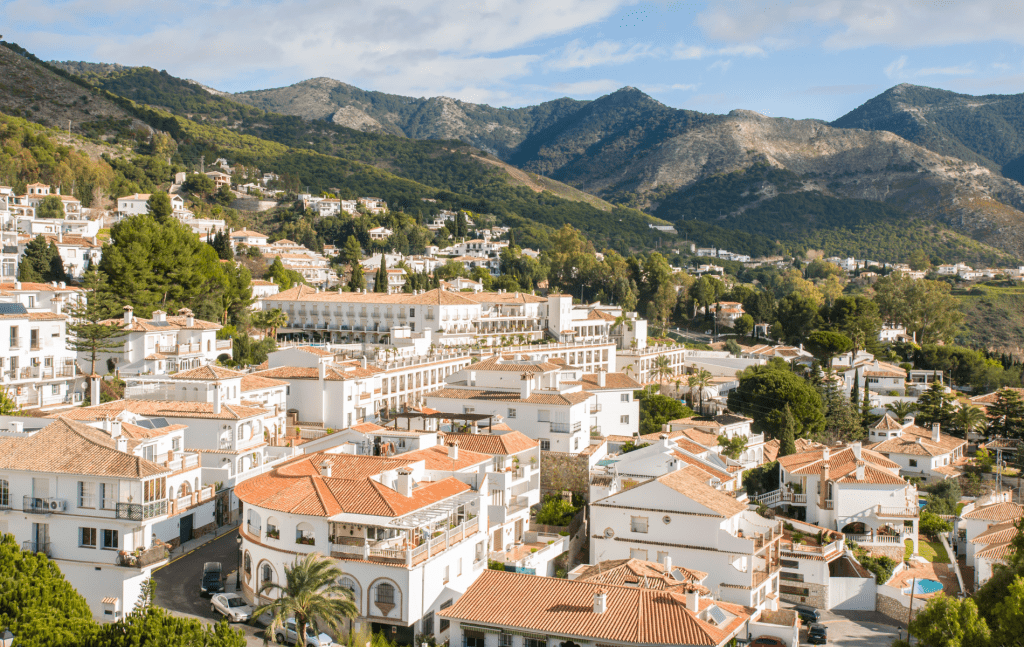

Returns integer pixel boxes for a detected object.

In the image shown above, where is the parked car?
[274,618,333,647]
[808,623,828,645]
[200,562,224,596]
[793,604,821,625]
[211,593,253,622]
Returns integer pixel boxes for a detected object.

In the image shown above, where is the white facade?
[93,307,231,376]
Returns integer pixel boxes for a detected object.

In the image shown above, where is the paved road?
[780,602,899,647]
[153,530,270,645]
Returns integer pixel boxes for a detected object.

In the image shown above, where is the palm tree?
[622,363,635,381]
[652,355,673,394]
[688,369,713,415]
[951,404,987,439]
[255,552,357,646]
[257,308,289,341]
[885,400,918,421]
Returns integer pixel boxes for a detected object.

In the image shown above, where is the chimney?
[686,589,700,613]
[855,460,865,481]
[593,589,608,614]
[664,555,672,572]
[152,310,166,323]
[396,468,413,496]
[521,374,533,399]
[213,383,222,414]
[597,367,606,387]
[932,423,941,443]
[9,421,23,434]
[852,442,862,460]
[318,361,327,382]
[917,437,924,446]
[448,442,459,461]
[320,460,332,478]
[361,356,367,369]
[58,229,63,243]
[662,423,670,434]
[116,436,128,453]
[13,281,20,290]
[123,305,134,325]
[91,376,101,406]
[819,456,831,509]
[902,416,915,427]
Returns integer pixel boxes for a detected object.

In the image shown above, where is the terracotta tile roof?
[234,452,471,518]
[0,418,169,478]
[573,558,709,593]
[653,426,720,448]
[98,315,221,332]
[439,569,748,646]
[267,284,479,305]
[399,444,492,471]
[872,413,905,431]
[575,373,642,391]
[763,439,780,463]
[656,468,748,517]
[427,388,594,406]
[970,520,1019,545]
[472,356,560,373]
[351,422,386,434]
[240,374,288,391]
[50,399,270,421]
[976,541,1014,561]
[672,451,732,480]
[0,281,83,293]
[462,291,548,304]
[834,464,908,485]
[254,365,381,381]
[172,365,246,380]
[230,229,267,237]
[439,431,538,456]
[963,501,1024,522]
[971,388,1024,406]
[119,421,188,439]
[780,445,903,481]
[868,425,966,457]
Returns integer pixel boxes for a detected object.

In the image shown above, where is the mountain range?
[23,51,1024,260]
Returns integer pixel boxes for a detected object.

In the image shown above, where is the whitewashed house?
[867,414,968,481]
[94,307,232,376]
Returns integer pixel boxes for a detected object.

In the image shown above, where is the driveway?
[781,602,900,647]
[153,530,270,645]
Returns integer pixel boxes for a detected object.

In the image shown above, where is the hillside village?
[3,41,1024,647]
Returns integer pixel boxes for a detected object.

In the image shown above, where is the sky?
[6,0,1024,120]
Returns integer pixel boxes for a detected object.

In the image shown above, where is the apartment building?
[0,418,177,620]
[425,356,600,454]
[0,301,80,409]
[235,451,487,644]
[590,466,783,610]
[758,441,920,553]
[116,193,187,217]
[94,307,232,375]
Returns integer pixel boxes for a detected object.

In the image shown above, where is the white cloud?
[709,59,733,72]
[639,83,699,93]
[916,64,976,76]
[547,39,657,71]
[7,0,637,97]
[885,56,975,80]
[696,0,1024,51]
[546,79,623,95]
[670,41,766,60]
[885,55,908,79]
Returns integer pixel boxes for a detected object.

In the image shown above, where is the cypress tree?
[779,404,797,457]
[347,260,364,292]
[374,262,388,293]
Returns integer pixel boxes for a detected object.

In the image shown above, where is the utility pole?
[200,155,205,174]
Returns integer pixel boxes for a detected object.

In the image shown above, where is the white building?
[230,229,269,249]
[116,193,186,217]
[867,414,968,482]
[235,450,487,644]
[0,298,81,410]
[94,307,232,376]
[956,496,1023,588]
[591,467,783,610]
[16,232,102,279]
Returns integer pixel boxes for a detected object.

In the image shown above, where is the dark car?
[807,623,828,645]
[201,561,224,596]
[793,604,821,625]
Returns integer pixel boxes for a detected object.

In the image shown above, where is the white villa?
[94,307,232,376]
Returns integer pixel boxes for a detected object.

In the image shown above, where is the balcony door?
[32,522,49,549]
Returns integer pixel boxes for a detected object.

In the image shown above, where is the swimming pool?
[904,579,943,595]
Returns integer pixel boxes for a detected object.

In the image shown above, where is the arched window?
[376,582,395,605]
[261,562,273,585]
[244,551,252,578]
[0,479,8,508]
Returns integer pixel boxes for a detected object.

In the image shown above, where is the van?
[793,604,821,624]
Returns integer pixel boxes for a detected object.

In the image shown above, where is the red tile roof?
[438,431,538,456]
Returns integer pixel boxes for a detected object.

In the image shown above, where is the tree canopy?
[727,362,825,439]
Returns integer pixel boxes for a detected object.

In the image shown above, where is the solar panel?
[0,303,28,315]
[707,606,728,626]
[151,321,170,327]
[149,418,170,428]
[135,419,155,429]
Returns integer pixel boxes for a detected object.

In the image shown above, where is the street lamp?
[235,533,243,591]
[0,627,14,647]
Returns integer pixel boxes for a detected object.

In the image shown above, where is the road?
[153,530,270,645]
[780,601,900,647]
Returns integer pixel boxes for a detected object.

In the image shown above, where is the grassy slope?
[956,284,1024,353]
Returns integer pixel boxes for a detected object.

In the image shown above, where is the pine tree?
[374,262,388,293]
[917,381,958,429]
[987,388,1024,438]
[341,235,362,264]
[66,267,123,378]
[347,260,364,292]
[779,404,797,456]
[146,192,173,223]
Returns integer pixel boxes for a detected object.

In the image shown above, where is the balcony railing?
[22,540,51,556]
[590,404,602,413]
[877,505,919,518]
[116,500,168,521]
[216,340,232,350]
[117,545,169,568]
[23,495,66,513]
[550,421,582,434]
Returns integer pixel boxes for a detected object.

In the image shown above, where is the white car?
[274,618,333,646]
[211,593,254,622]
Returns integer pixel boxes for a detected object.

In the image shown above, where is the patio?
[888,561,962,599]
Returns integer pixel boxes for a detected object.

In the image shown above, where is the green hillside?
[956,284,1024,353]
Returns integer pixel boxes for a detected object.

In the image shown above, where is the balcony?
[549,421,581,434]
[116,500,168,521]
[216,339,232,350]
[22,540,51,557]
[23,495,66,513]
[590,404,602,414]
[117,544,169,568]
[328,517,481,567]
[877,504,919,518]
[157,343,202,356]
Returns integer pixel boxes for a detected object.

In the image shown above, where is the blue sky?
[5,0,1024,120]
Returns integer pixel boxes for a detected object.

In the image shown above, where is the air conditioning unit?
[49,499,65,512]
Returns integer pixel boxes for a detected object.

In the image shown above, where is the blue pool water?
[905,579,943,595]
[919,499,928,509]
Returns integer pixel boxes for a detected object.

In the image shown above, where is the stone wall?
[230,198,278,212]
[876,590,928,627]
[780,581,827,609]
[540,451,590,499]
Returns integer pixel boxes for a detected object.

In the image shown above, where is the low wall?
[540,451,590,498]
[875,584,929,627]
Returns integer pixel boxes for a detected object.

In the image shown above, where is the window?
[629,548,648,560]
[443,565,450,583]
[51,384,59,395]
[463,407,475,414]
[142,445,155,462]
[9,326,17,348]
[499,633,513,647]
[172,437,180,452]
[237,426,244,440]
[573,437,580,451]
[376,582,395,605]
[621,393,630,402]
[0,479,8,508]
[631,516,649,533]
[458,558,462,576]
[475,541,485,562]
[80,527,97,548]
[909,459,918,467]
[261,562,273,584]
[525,639,545,647]
[540,440,550,451]
[537,410,550,422]
[421,611,433,636]
[620,415,629,424]
[102,529,119,550]
[780,572,804,582]
[780,585,809,596]
[78,481,95,508]
[657,551,669,564]
[780,559,800,569]
[507,408,517,419]
[439,599,452,631]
